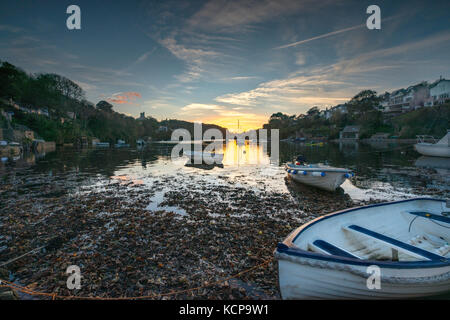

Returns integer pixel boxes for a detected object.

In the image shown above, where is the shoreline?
[1,162,448,299]
[0,168,376,300]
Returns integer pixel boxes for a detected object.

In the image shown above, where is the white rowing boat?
[183,150,224,164]
[285,163,354,192]
[275,198,450,299]
[93,142,110,148]
[414,130,450,158]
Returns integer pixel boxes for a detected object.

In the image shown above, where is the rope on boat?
[0,258,273,300]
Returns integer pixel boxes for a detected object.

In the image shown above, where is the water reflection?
[221,140,271,166]
[1,140,449,201]
[415,156,450,170]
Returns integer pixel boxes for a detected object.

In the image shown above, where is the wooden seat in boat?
[344,225,446,261]
[310,240,361,259]
[406,211,450,224]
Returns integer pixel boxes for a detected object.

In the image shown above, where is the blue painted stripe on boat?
[291,198,444,243]
[347,225,444,261]
[276,243,448,269]
[407,211,450,224]
[313,240,360,260]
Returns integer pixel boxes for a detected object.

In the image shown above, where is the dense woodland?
[263,90,450,140]
[0,61,225,144]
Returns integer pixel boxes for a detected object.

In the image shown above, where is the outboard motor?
[295,155,306,165]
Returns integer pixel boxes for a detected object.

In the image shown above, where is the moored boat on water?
[414,130,450,158]
[183,150,224,164]
[114,139,130,148]
[275,198,450,299]
[285,156,354,192]
[93,142,110,148]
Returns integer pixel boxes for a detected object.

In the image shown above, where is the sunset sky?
[1,0,449,130]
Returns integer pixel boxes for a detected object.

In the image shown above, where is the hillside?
[262,90,449,140]
[0,60,226,144]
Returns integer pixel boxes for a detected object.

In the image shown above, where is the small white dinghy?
[414,130,450,158]
[275,198,450,299]
[183,150,224,164]
[285,157,354,192]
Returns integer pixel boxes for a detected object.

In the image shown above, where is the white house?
[384,89,407,116]
[428,78,450,106]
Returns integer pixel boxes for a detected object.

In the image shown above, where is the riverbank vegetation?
[263,90,449,140]
[0,60,225,144]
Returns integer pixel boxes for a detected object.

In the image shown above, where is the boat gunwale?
[285,163,351,173]
[276,198,450,269]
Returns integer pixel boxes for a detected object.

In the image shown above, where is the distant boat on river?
[184,150,223,164]
[414,130,450,158]
[93,142,110,148]
[114,139,130,148]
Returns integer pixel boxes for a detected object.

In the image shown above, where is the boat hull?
[277,256,450,299]
[414,143,450,158]
[275,198,450,299]
[285,164,352,191]
[288,170,347,191]
[184,151,223,164]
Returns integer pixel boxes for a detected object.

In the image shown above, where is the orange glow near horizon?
[197,115,267,132]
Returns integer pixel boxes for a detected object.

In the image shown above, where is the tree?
[96,100,114,113]
[347,90,380,114]
[48,74,84,101]
[0,61,28,100]
[306,106,320,118]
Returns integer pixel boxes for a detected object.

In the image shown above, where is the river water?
[2,140,449,203]
[1,140,449,299]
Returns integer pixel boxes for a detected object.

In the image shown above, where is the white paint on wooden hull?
[275,199,450,299]
[278,258,450,299]
[285,164,352,191]
[288,171,347,191]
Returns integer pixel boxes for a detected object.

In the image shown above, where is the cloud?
[215,74,348,107]
[0,24,24,33]
[178,102,266,130]
[275,15,402,49]
[187,0,330,33]
[214,30,450,114]
[106,92,142,104]
[181,103,224,111]
[222,76,260,81]
[159,36,219,82]
[180,103,259,117]
[74,80,97,91]
[295,52,306,66]
[275,24,365,50]
[136,50,154,64]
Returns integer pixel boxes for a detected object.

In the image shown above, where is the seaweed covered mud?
[0,143,448,299]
